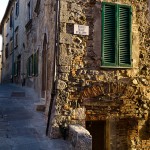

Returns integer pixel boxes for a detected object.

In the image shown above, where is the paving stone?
[0,84,71,149]
[12,143,41,150]
[0,145,12,150]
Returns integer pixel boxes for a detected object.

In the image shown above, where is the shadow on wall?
[139,112,150,140]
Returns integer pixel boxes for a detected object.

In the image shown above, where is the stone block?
[60,33,72,44]
[60,11,70,22]
[59,66,71,73]
[59,55,72,65]
[59,73,69,81]
[35,102,45,112]
[69,125,92,150]
[73,108,86,120]
[60,1,68,11]
[57,80,67,90]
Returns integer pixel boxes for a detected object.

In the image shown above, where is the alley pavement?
[0,84,71,150]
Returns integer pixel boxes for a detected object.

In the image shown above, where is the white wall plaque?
[74,24,89,35]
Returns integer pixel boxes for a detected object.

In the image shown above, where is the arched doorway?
[41,34,47,99]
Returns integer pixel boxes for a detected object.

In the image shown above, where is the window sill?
[100,66,133,69]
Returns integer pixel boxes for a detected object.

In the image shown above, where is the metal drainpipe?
[11,6,15,83]
[46,0,60,136]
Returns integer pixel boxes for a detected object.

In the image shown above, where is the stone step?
[35,100,45,112]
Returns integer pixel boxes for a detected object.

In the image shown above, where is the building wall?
[1,0,56,101]
[1,0,150,149]
[1,0,27,83]
[24,0,56,104]
[0,52,2,83]
[1,2,13,83]
[48,0,150,149]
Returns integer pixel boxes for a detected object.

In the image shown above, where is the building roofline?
[0,0,15,34]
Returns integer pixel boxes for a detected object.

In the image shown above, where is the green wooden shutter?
[27,58,29,77]
[32,55,34,75]
[102,3,117,66]
[16,61,18,76]
[34,52,38,76]
[27,57,30,77]
[118,6,131,67]
[35,51,38,76]
[13,61,18,76]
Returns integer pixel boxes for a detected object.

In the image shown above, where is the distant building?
[0,0,150,149]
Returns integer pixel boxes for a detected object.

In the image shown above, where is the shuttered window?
[14,61,18,76]
[34,51,38,76]
[101,2,132,67]
[27,55,33,77]
[27,53,38,77]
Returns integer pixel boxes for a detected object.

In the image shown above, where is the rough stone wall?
[49,0,150,149]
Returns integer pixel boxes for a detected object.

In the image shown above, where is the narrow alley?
[0,84,71,150]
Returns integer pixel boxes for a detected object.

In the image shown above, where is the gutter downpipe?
[46,0,60,136]
[11,7,15,83]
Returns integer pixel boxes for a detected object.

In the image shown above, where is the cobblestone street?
[0,84,71,150]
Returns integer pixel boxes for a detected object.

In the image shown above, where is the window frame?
[101,2,132,68]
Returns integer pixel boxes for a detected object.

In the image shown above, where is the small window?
[10,10,13,28]
[28,1,32,20]
[16,0,19,17]
[27,55,34,77]
[101,2,132,68]
[27,52,39,77]
[14,61,18,76]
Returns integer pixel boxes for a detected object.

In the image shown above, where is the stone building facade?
[0,0,150,149]
[48,0,150,149]
[0,0,56,108]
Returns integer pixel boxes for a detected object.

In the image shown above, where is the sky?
[0,0,9,51]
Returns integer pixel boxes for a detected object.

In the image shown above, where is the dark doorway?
[17,55,21,77]
[86,121,106,150]
[42,34,47,98]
